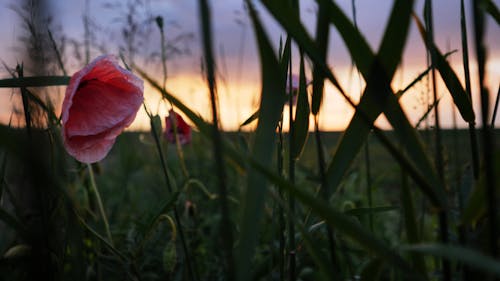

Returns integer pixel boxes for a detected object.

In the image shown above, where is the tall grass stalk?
[277,118,285,281]
[460,0,480,180]
[424,1,450,280]
[198,0,235,279]
[276,37,286,281]
[472,0,498,260]
[156,16,168,91]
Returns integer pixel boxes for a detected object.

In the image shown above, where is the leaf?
[402,244,500,277]
[291,53,310,159]
[413,14,475,123]
[0,76,70,87]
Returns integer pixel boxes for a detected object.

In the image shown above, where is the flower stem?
[87,163,113,246]
[145,105,198,281]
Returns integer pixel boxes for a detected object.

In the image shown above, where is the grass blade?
[291,53,310,159]
[311,0,330,115]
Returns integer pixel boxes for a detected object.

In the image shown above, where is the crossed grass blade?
[260,0,446,208]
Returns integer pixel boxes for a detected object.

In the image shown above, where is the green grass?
[1,0,500,280]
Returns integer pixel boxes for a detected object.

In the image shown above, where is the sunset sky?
[0,0,499,131]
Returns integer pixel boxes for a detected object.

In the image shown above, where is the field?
[0,0,499,281]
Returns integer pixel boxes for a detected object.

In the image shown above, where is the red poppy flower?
[164,109,191,145]
[61,55,143,163]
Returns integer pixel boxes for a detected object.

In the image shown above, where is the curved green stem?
[87,163,113,246]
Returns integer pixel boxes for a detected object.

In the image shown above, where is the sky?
[0,0,499,131]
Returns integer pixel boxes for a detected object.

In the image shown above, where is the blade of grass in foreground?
[237,2,286,281]
[460,0,480,180]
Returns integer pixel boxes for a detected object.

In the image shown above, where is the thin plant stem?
[155,16,168,91]
[145,105,198,281]
[277,117,285,281]
[460,0,480,180]
[287,56,296,281]
[87,163,113,246]
[364,139,374,233]
[198,0,235,279]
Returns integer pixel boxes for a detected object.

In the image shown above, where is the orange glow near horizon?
[128,56,499,132]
